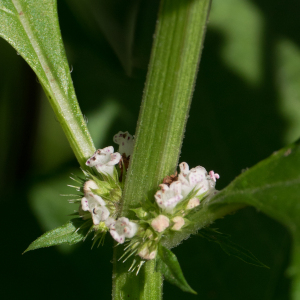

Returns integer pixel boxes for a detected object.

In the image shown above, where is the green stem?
[113,0,212,298]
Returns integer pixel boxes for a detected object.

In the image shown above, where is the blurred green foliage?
[1,0,299,299]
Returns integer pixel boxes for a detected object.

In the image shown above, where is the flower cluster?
[76,132,139,245]
[71,130,219,268]
[155,162,219,213]
[129,161,219,262]
[81,180,110,225]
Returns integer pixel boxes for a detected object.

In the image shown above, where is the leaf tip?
[22,246,31,255]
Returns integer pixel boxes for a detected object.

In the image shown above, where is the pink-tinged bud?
[138,247,157,260]
[186,197,200,210]
[83,180,99,194]
[83,180,99,193]
[151,215,170,233]
[83,181,105,206]
[171,216,185,231]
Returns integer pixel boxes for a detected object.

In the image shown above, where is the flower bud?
[186,197,200,210]
[171,216,185,231]
[138,243,157,260]
[151,215,170,233]
[83,180,98,194]
[83,180,106,206]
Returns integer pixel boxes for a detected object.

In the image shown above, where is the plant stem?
[112,0,212,298]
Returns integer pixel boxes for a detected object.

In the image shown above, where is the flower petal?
[179,162,190,176]
[106,152,122,166]
[113,131,134,156]
[110,229,125,244]
[95,164,114,177]
[81,197,89,211]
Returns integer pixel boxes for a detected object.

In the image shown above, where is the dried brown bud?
[162,172,178,186]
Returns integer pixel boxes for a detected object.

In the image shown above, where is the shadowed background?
[1,0,300,299]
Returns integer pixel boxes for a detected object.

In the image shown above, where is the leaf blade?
[24,219,91,253]
[0,0,95,167]
[156,244,196,294]
[162,141,300,299]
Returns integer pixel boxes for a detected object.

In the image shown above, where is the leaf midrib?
[10,0,94,161]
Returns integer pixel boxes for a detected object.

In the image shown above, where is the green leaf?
[199,228,268,268]
[162,140,300,298]
[0,0,95,167]
[156,244,196,294]
[24,219,91,253]
[211,141,300,297]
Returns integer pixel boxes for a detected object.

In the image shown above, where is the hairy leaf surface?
[156,244,196,294]
[24,219,91,253]
[163,140,300,298]
[0,0,95,166]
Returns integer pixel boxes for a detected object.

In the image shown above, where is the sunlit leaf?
[0,0,94,166]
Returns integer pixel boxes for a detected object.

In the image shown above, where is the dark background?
[1,0,300,299]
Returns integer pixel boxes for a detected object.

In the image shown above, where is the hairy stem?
[112,0,212,298]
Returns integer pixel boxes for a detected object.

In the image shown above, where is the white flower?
[81,196,110,225]
[171,216,185,231]
[151,215,170,232]
[178,162,217,198]
[154,181,183,213]
[81,180,110,225]
[92,205,110,225]
[104,217,115,228]
[86,146,121,177]
[109,217,139,244]
[113,131,134,157]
